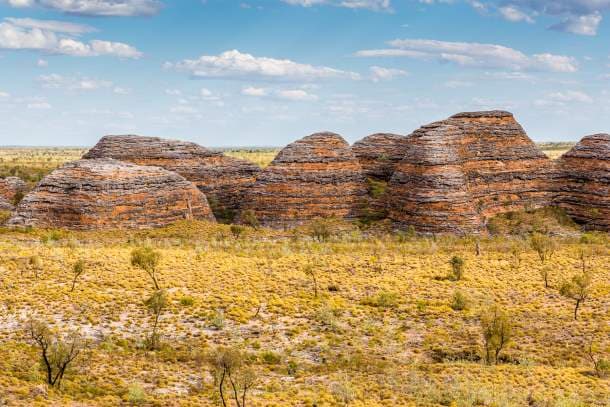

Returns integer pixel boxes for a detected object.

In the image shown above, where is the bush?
[361,291,398,308]
[240,210,260,229]
[450,291,469,311]
[448,256,465,281]
[179,296,195,306]
[260,351,281,365]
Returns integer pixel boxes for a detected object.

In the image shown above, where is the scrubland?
[0,145,607,407]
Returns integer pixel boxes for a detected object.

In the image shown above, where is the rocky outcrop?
[388,111,553,234]
[83,135,260,221]
[0,197,13,212]
[239,132,368,228]
[8,159,215,230]
[351,133,408,181]
[0,176,27,203]
[554,134,609,231]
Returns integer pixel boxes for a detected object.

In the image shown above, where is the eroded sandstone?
[388,111,553,234]
[554,134,609,231]
[351,133,408,181]
[8,159,215,230]
[239,132,368,228]
[84,135,260,221]
[0,176,27,203]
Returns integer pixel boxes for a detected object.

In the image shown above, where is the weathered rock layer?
[388,111,553,234]
[8,159,215,230]
[240,132,368,228]
[351,133,408,181]
[554,134,609,230]
[84,135,260,220]
[0,176,27,203]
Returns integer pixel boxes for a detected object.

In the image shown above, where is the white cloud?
[3,0,162,16]
[369,65,408,82]
[241,86,318,101]
[113,87,131,95]
[499,6,535,23]
[0,18,142,58]
[242,86,268,96]
[356,38,578,72]
[281,0,391,11]
[548,90,593,103]
[550,12,602,35]
[27,101,51,109]
[444,80,473,88]
[38,74,115,91]
[166,49,361,81]
[0,91,10,97]
[200,87,212,97]
[37,58,48,67]
[165,89,182,96]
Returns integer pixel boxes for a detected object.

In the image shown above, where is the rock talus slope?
[8,159,215,230]
[554,134,609,230]
[240,132,368,228]
[84,135,260,220]
[388,111,553,234]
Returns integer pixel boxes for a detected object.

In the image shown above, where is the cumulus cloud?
[281,0,391,11]
[460,0,610,35]
[167,50,360,81]
[0,90,10,97]
[369,65,408,82]
[241,86,318,101]
[0,18,142,58]
[356,38,578,72]
[3,0,162,16]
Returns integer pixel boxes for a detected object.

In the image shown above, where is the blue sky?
[0,0,609,146]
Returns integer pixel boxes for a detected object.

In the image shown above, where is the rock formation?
[239,132,368,228]
[8,159,215,230]
[0,197,13,212]
[0,176,27,203]
[388,111,553,234]
[351,133,408,181]
[554,134,609,231]
[83,135,260,221]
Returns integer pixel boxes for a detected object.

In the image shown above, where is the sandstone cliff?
[554,134,609,231]
[239,132,368,228]
[388,111,553,234]
[83,135,260,221]
[8,159,215,230]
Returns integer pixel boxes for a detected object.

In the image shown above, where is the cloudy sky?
[0,0,609,146]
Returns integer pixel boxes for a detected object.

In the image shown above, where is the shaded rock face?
[240,132,368,228]
[0,176,27,202]
[83,135,260,221]
[351,133,408,181]
[0,197,13,212]
[388,111,553,234]
[8,159,215,230]
[554,134,609,231]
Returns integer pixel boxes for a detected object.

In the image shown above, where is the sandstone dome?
[8,159,215,230]
[387,111,553,234]
[351,133,408,181]
[84,135,260,221]
[554,134,609,231]
[0,176,27,202]
[239,132,368,228]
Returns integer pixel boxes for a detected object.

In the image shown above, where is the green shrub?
[450,291,469,311]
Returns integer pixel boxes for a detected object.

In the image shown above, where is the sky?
[0,0,609,146]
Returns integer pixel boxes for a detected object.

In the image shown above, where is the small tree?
[530,233,556,264]
[70,259,86,292]
[480,306,513,365]
[241,210,260,230]
[144,289,167,350]
[450,290,469,311]
[303,264,318,298]
[230,225,246,240]
[131,247,161,290]
[509,241,524,271]
[207,347,257,407]
[559,272,592,320]
[448,256,465,281]
[585,337,610,378]
[26,319,84,388]
[539,265,552,289]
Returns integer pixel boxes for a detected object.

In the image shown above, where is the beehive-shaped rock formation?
[8,159,215,230]
[240,132,368,228]
[351,133,408,181]
[0,176,27,202]
[388,111,553,234]
[83,135,260,221]
[0,197,13,211]
[554,134,609,231]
